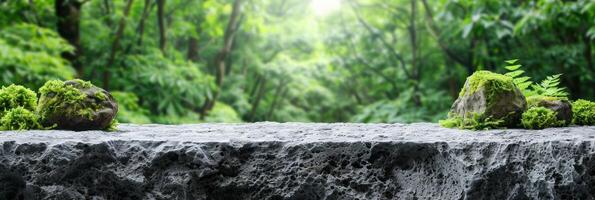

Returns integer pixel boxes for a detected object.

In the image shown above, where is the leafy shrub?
[118,50,215,116]
[521,107,565,129]
[111,91,151,124]
[0,84,37,115]
[204,102,242,123]
[572,99,595,125]
[0,107,41,130]
[0,24,75,89]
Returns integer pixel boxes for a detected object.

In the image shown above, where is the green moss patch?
[521,107,565,129]
[0,84,37,115]
[0,107,42,130]
[572,99,595,125]
[37,80,87,124]
[459,70,515,102]
[439,112,506,130]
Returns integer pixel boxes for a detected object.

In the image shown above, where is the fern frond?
[532,74,568,97]
[503,59,533,96]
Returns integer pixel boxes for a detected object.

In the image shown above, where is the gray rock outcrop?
[0,123,594,200]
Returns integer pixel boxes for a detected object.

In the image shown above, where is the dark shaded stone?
[530,98,573,125]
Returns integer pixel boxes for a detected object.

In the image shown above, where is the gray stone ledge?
[1,123,594,200]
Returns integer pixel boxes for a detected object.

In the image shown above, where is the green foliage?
[0,23,75,89]
[504,59,534,96]
[572,99,595,125]
[118,51,215,116]
[504,59,568,98]
[0,84,37,115]
[111,91,151,124]
[531,74,568,98]
[521,107,565,129]
[439,113,506,130]
[204,102,242,123]
[1,0,594,125]
[0,107,42,131]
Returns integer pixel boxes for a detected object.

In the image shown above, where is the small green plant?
[531,74,568,98]
[572,99,595,125]
[521,107,565,129]
[439,112,506,130]
[0,107,42,130]
[504,59,534,96]
[504,59,568,98]
[0,84,37,115]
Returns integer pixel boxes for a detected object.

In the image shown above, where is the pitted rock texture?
[0,123,594,200]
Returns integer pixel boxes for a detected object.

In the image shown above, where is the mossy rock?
[526,96,572,125]
[37,79,118,131]
[449,71,526,128]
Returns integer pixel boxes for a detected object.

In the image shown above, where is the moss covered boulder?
[526,96,572,125]
[37,79,118,131]
[449,71,526,128]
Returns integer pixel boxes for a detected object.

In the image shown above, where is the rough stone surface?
[0,123,594,200]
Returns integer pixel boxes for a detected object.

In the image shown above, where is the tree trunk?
[584,34,594,73]
[266,82,286,120]
[200,0,244,118]
[156,0,166,54]
[249,77,267,122]
[409,0,421,107]
[187,37,200,61]
[103,0,135,90]
[136,0,153,46]
[55,0,83,77]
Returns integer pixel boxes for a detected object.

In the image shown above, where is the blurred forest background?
[0,0,593,124]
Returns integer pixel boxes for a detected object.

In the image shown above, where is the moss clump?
[37,80,87,123]
[572,99,595,125]
[0,84,37,115]
[521,107,565,129]
[439,112,506,130]
[0,107,42,130]
[458,70,515,103]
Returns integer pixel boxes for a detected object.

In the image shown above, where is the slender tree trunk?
[249,78,267,122]
[187,37,200,61]
[584,34,594,72]
[156,0,166,54]
[200,0,244,118]
[136,0,152,46]
[55,0,83,77]
[103,0,135,90]
[266,82,285,120]
[409,0,421,106]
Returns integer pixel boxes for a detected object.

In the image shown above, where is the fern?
[532,74,568,97]
[503,59,534,96]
